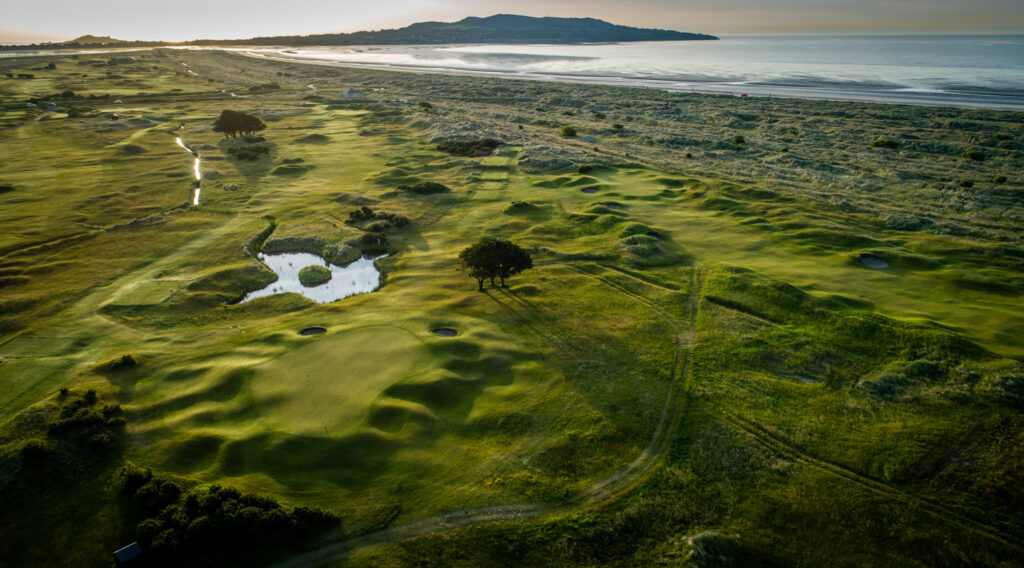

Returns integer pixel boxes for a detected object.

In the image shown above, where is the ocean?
[256,35,1024,110]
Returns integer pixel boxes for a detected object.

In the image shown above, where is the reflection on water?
[241,252,384,304]
[176,136,201,205]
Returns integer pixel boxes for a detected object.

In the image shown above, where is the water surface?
[241,252,383,304]
[257,35,1024,110]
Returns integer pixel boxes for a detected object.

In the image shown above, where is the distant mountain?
[193,14,717,46]
[1,15,716,52]
[64,35,127,45]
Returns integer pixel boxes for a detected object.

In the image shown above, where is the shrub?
[593,112,606,119]
[417,101,433,110]
[360,232,387,246]
[561,110,574,116]
[108,354,138,371]
[993,174,1008,184]
[298,265,332,287]
[561,126,577,137]
[962,149,986,161]
[60,89,74,98]
[403,181,450,194]
[436,138,502,157]
[958,180,974,188]
[732,135,746,145]
[869,137,900,149]
[611,123,623,130]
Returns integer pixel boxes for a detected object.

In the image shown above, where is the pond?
[240,252,384,304]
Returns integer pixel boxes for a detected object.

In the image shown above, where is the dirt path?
[271,267,704,567]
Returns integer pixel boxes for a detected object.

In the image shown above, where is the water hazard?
[175,136,201,205]
[241,252,384,304]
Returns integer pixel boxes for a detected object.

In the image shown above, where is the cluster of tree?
[212,110,266,139]
[47,389,126,448]
[458,237,534,290]
[121,464,339,568]
[436,138,503,157]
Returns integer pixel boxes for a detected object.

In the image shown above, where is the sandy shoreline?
[4,43,1023,111]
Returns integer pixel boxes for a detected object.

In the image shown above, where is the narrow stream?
[175,136,201,206]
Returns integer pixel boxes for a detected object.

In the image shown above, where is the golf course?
[0,47,1022,567]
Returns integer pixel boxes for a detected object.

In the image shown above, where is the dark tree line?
[459,237,533,290]
[120,464,338,567]
[212,110,266,138]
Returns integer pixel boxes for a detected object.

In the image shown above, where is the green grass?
[0,48,1022,568]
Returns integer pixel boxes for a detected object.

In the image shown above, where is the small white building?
[340,88,364,100]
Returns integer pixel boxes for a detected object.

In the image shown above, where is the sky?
[2,0,1023,43]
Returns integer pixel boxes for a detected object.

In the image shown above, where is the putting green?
[250,326,434,436]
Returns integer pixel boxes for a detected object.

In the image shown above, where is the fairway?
[250,326,433,436]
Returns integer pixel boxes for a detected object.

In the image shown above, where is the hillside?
[195,14,718,46]
[64,35,127,45]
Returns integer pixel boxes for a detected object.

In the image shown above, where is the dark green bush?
[993,174,1008,183]
[611,123,623,130]
[561,126,577,137]
[733,135,746,144]
[402,181,450,194]
[962,149,986,161]
[436,138,502,157]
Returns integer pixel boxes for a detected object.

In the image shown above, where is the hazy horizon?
[2,0,1024,44]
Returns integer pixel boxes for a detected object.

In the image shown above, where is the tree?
[494,239,533,287]
[212,110,266,139]
[458,237,533,291]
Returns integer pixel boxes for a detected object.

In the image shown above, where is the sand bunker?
[859,254,888,268]
[601,201,622,209]
[432,328,458,337]
[299,327,327,336]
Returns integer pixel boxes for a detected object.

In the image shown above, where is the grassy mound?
[298,265,331,287]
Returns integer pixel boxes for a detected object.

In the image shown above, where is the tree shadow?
[218,138,278,182]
